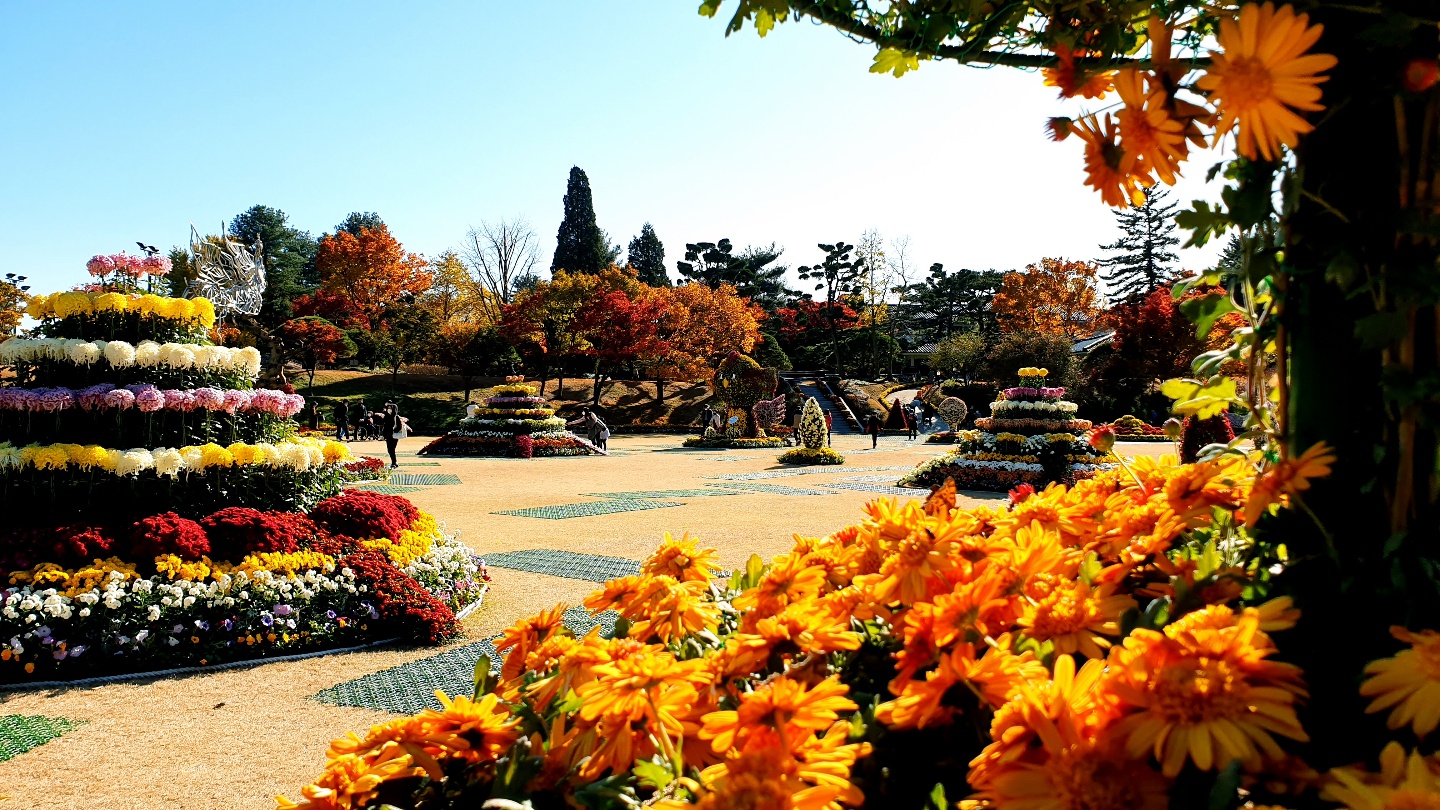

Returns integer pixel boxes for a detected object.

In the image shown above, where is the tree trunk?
[1279,7,1438,771]
[591,357,603,404]
[538,358,549,396]
[656,372,667,404]
[462,375,473,405]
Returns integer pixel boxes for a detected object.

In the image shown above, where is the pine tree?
[551,166,609,274]
[231,205,319,329]
[627,223,669,286]
[1096,187,1180,304]
[676,239,791,310]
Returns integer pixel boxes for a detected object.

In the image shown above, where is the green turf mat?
[310,607,617,714]
[399,461,443,467]
[353,483,424,495]
[483,549,642,582]
[389,473,463,486]
[821,482,926,498]
[0,715,87,763]
[492,500,681,519]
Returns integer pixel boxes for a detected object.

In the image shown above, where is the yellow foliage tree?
[991,257,1102,339]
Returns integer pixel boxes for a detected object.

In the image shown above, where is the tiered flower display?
[901,368,1109,491]
[418,376,598,458]
[778,396,845,465]
[283,455,1439,810]
[0,286,487,681]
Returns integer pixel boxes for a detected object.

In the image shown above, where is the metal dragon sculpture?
[185,223,266,318]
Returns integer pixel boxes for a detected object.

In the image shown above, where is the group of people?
[333,399,408,469]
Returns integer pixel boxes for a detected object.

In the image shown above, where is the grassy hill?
[295,370,717,435]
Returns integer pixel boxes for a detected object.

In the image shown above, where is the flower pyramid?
[419,376,598,458]
[0,279,486,682]
[899,367,1111,491]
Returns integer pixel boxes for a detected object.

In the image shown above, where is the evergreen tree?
[627,223,670,286]
[897,263,1003,342]
[676,239,791,310]
[551,166,609,274]
[336,212,385,237]
[1096,187,1181,304]
[231,205,319,328]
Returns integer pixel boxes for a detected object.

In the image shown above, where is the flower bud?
[1163,417,1183,440]
[1088,425,1117,453]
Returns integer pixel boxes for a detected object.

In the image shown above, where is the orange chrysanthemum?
[641,531,721,582]
[1114,69,1188,186]
[1245,441,1336,526]
[1196,2,1338,161]
[1042,42,1115,99]
[1019,576,1134,659]
[1360,626,1440,740]
[495,603,569,681]
[1322,741,1440,810]
[1073,113,1152,208]
[701,675,857,753]
[419,691,522,763]
[735,553,829,616]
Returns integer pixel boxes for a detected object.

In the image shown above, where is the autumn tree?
[551,167,610,274]
[314,224,433,330]
[0,273,30,335]
[647,282,763,402]
[991,258,1102,339]
[927,332,984,382]
[979,331,1079,388]
[500,270,623,395]
[432,322,519,404]
[421,251,487,326]
[376,303,438,385]
[278,316,355,388]
[575,289,669,406]
[627,223,670,286]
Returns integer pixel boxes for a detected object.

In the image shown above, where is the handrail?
[817,378,862,429]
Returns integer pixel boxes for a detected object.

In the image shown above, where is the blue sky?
[1,1,1224,295]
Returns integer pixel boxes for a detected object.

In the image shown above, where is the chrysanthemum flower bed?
[681,435,786,449]
[420,382,597,458]
[0,491,488,682]
[284,455,1437,809]
[777,446,846,465]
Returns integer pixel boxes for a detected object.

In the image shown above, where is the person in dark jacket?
[867,413,881,449]
[381,402,405,468]
[334,400,349,441]
[352,400,369,440]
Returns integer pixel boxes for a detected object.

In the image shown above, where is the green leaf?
[745,553,765,589]
[633,758,674,791]
[1176,201,1230,248]
[925,783,948,810]
[755,7,775,35]
[1355,312,1407,350]
[555,688,585,715]
[473,654,497,699]
[870,47,920,77]
[1179,292,1239,339]
[1162,377,1238,419]
[697,1,721,18]
[1208,760,1243,810]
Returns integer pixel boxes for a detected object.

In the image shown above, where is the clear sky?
[1,1,1225,296]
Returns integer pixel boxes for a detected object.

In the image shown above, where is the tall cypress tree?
[551,167,609,274]
[1096,187,1180,304]
[627,223,670,286]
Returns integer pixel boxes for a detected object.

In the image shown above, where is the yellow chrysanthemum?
[1360,626,1440,740]
[199,442,235,469]
[1196,2,1338,161]
[641,531,721,583]
[1323,741,1440,810]
[192,297,217,327]
[92,292,129,313]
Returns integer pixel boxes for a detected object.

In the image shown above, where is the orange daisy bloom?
[1042,42,1115,99]
[1073,113,1151,208]
[1197,2,1338,161]
[1114,69,1189,186]
[724,601,861,676]
[734,553,829,616]
[628,579,721,643]
[701,675,857,753]
[1018,576,1135,659]
[1360,626,1440,739]
[495,603,569,681]
[1245,441,1336,526]
[276,750,424,810]
[1322,741,1440,810]
[418,691,521,764]
[641,531,721,582]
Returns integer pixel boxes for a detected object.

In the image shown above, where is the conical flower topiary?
[799,397,827,450]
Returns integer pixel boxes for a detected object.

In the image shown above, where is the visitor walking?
[334,400,349,441]
[698,405,714,436]
[906,409,918,440]
[381,402,407,469]
[824,411,833,446]
[868,413,881,449]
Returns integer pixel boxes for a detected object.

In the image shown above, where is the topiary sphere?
[939,397,969,431]
[799,397,827,450]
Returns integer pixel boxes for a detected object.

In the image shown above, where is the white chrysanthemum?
[160,343,195,370]
[134,341,162,367]
[236,346,262,378]
[104,340,137,368]
[0,338,17,364]
[116,449,154,476]
[39,338,67,361]
[278,442,313,471]
[153,448,184,477]
[192,345,218,369]
[179,445,204,470]
[0,442,21,470]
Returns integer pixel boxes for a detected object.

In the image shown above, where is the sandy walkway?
[0,434,1166,809]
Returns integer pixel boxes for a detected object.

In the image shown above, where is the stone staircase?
[793,379,860,433]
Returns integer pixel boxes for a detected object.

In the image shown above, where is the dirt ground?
[0,435,1167,810]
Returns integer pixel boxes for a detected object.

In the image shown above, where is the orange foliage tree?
[646,282,763,402]
[314,225,433,330]
[991,257,1102,339]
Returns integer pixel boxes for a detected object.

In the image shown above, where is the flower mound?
[778,446,846,466]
